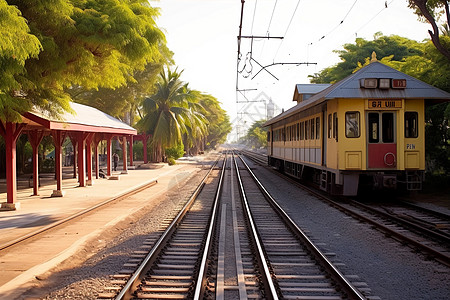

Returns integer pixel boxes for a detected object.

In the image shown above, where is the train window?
[333,113,338,141]
[382,113,394,143]
[368,113,379,143]
[305,120,309,140]
[300,122,304,140]
[294,124,297,141]
[328,114,332,138]
[311,119,315,139]
[405,112,418,138]
[316,117,320,139]
[345,112,360,138]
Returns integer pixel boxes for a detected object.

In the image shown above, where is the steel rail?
[237,153,367,300]
[115,156,222,300]
[193,152,228,298]
[342,201,450,267]
[259,156,450,268]
[350,200,450,244]
[233,153,279,300]
[241,149,450,267]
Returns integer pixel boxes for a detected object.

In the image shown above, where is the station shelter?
[0,102,138,210]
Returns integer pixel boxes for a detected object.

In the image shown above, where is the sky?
[150,0,433,141]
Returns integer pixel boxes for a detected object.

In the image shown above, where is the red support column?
[1,122,25,209]
[86,133,93,185]
[69,134,77,179]
[94,135,102,179]
[106,135,112,176]
[76,132,87,187]
[51,130,67,197]
[121,136,128,174]
[28,130,44,196]
[129,135,134,167]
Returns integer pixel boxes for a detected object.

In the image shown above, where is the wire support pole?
[236,0,246,91]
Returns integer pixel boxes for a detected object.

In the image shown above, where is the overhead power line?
[311,0,359,45]
[354,0,396,37]
[274,0,302,60]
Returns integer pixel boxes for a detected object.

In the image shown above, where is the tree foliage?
[0,0,42,121]
[309,34,424,83]
[137,67,231,162]
[240,120,268,149]
[1,0,168,122]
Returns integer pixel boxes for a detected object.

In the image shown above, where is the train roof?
[265,61,450,126]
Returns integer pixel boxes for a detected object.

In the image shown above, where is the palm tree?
[138,67,196,162]
[180,86,208,155]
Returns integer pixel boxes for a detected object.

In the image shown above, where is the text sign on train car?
[368,100,402,109]
[392,79,407,89]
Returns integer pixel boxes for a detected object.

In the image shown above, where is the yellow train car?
[265,61,450,195]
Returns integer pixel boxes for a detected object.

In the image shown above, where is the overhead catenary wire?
[250,0,258,34]
[312,0,360,45]
[273,0,302,60]
[354,0,396,37]
[259,0,279,56]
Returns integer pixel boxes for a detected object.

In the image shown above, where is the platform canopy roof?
[265,61,450,126]
[21,102,137,135]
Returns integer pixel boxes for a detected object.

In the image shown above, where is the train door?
[367,112,397,169]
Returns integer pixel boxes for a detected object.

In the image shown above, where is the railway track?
[339,199,450,266]
[240,148,450,267]
[104,152,368,299]
[233,153,366,299]
[100,155,225,299]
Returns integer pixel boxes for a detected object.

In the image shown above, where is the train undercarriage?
[268,156,423,196]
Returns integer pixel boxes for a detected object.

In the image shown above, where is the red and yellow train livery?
[265,61,450,195]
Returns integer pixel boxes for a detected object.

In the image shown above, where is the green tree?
[241,120,268,149]
[179,86,208,156]
[309,34,424,83]
[0,1,42,122]
[1,0,167,122]
[69,56,172,124]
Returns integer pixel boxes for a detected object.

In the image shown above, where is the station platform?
[0,157,208,299]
